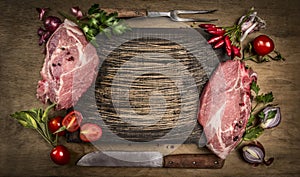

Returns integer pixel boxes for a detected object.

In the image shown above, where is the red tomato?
[79,123,102,142]
[48,116,65,136]
[62,111,83,132]
[253,35,275,56]
[50,145,70,165]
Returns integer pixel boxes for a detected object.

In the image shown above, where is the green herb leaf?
[66,4,130,44]
[88,18,99,28]
[11,111,38,129]
[251,81,260,95]
[88,4,100,15]
[42,103,56,122]
[255,92,274,105]
[243,126,264,141]
[272,50,285,61]
[10,104,57,146]
[258,111,265,119]
[261,56,270,62]
[246,114,256,127]
[267,110,277,120]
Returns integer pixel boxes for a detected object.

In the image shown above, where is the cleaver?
[76,151,224,168]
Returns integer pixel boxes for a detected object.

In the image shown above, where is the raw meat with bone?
[198,60,256,159]
[37,19,99,110]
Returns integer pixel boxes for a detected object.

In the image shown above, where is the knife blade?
[76,151,224,168]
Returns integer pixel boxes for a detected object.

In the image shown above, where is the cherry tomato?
[79,123,102,142]
[48,116,65,136]
[50,145,70,165]
[62,111,83,132]
[253,35,275,56]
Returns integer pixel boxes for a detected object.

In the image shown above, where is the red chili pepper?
[199,24,216,29]
[205,27,217,31]
[207,30,225,36]
[224,36,232,56]
[213,39,225,49]
[208,35,224,44]
[232,45,241,58]
[206,27,223,32]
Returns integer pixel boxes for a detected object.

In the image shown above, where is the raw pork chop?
[198,60,256,159]
[37,19,99,110]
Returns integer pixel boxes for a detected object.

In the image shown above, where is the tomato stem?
[44,118,52,144]
[36,128,55,147]
[54,133,58,146]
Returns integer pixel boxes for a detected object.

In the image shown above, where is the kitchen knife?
[76,151,224,168]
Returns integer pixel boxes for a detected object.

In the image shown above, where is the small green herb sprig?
[242,81,277,141]
[61,4,129,44]
[242,43,285,63]
[10,104,58,146]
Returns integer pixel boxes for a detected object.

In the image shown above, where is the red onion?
[39,31,51,46]
[44,16,62,33]
[260,107,281,129]
[36,8,49,21]
[37,27,46,36]
[70,6,83,19]
[242,142,274,166]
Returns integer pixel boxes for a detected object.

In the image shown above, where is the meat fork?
[147,10,218,22]
[102,8,218,22]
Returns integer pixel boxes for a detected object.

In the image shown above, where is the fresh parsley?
[242,43,285,63]
[243,81,275,141]
[259,110,277,120]
[250,81,260,95]
[243,126,264,141]
[255,92,274,105]
[62,4,130,43]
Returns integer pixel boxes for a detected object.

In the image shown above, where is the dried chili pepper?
[199,24,216,29]
[213,39,225,49]
[224,36,232,56]
[232,45,241,58]
[205,26,220,32]
[207,29,225,36]
[208,35,224,44]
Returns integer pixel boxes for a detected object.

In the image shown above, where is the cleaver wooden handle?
[164,154,225,169]
[101,8,147,18]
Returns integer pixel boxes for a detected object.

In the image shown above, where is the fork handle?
[101,8,147,18]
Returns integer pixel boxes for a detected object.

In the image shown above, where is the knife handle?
[101,8,147,18]
[163,154,225,169]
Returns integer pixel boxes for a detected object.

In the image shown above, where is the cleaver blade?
[76,151,225,168]
[77,151,163,167]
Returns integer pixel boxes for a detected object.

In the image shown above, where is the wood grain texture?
[71,28,220,144]
[0,0,299,177]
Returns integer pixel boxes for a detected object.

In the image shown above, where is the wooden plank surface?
[0,0,299,176]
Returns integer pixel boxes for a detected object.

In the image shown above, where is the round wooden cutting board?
[71,17,222,144]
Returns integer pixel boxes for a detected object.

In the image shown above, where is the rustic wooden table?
[0,0,299,176]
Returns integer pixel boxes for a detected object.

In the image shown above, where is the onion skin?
[37,27,46,36]
[70,6,83,19]
[39,31,51,46]
[260,107,281,129]
[44,16,62,33]
[36,8,49,21]
[242,145,264,164]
